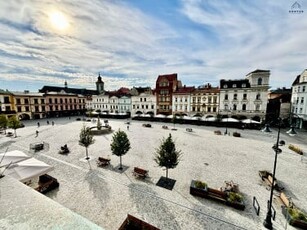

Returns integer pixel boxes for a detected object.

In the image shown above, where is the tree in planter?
[79,125,95,160]
[154,134,182,178]
[8,116,21,138]
[110,129,131,170]
[0,114,8,134]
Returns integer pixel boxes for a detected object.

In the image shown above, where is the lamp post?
[263,118,296,229]
[224,105,229,135]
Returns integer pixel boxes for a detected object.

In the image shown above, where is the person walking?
[52,121,54,126]
[37,122,40,128]
[35,130,39,137]
[127,125,129,130]
[47,120,49,125]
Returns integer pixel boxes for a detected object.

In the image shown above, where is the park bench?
[133,167,148,179]
[259,170,284,191]
[279,192,293,208]
[96,157,110,167]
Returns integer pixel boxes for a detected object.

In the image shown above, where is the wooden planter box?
[190,180,208,198]
[119,214,159,230]
[226,199,245,211]
[282,206,307,229]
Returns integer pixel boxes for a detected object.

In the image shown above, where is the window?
[299,108,303,113]
[298,86,300,92]
[223,84,228,88]
[303,86,306,92]
[256,94,260,100]
[41,99,45,104]
[255,104,260,111]
[25,106,29,111]
[225,94,228,100]
[232,84,237,88]
[242,104,246,111]
[5,106,10,111]
[242,83,246,87]
[16,98,21,104]
[233,94,237,100]
[140,98,142,102]
[34,99,38,104]
[258,78,262,85]
[42,106,45,111]
[4,96,10,103]
[208,107,211,112]
[35,106,39,112]
[144,98,146,102]
[24,99,29,104]
[175,97,177,102]
[233,104,237,111]
[301,97,304,104]
[243,94,247,100]
[17,107,22,112]
[55,98,58,104]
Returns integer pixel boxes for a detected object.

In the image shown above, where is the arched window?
[257,78,262,85]
[256,93,260,100]
[242,104,246,111]
[233,104,237,111]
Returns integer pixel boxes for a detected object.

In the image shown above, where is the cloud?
[0,0,306,92]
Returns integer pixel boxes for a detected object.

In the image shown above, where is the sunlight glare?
[49,11,69,31]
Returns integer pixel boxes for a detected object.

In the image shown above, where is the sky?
[0,0,306,92]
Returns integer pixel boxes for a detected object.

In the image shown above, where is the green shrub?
[288,144,304,155]
[288,207,307,221]
[228,192,243,203]
[194,180,207,189]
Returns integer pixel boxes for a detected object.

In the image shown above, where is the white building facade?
[219,70,270,121]
[172,86,194,116]
[131,87,156,117]
[291,69,307,129]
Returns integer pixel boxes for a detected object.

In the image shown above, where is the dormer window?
[232,84,237,88]
[257,78,262,85]
[242,83,246,87]
[223,84,228,88]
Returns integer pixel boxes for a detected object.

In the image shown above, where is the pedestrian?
[35,130,39,137]
[37,122,40,128]
[47,120,49,125]
[127,125,129,130]
[52,121,54,126]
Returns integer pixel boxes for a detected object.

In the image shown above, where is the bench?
[186,128,193,132]
[96,157,110,167]
[133,167,148,179]
[280,192,293,208]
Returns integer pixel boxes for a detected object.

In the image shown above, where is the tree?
[79,125,95,160]
[110,129,131,170]
[154,134,182,178]
[0,115,8,134]
[8,116,21,138]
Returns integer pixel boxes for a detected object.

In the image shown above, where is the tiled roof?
[246,69,270,75]
[174,86,195,94]
[39,86,98,95]
[156,73,177,82]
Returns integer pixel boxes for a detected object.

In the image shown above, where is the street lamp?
[263,118,296,229]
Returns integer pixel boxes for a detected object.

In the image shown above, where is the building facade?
[291,69,307,129]
[155,73,180,115]
[172,86,194,116]
[131,87,156,117]
[190,84,219,117]
[219,70,270,121]
[0,89,16,118]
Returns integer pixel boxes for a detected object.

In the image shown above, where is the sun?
[49,11,69,31]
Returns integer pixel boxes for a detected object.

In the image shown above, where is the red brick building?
[155,73,180,115]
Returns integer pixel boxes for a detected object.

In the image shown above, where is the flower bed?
[288,144,304,155]
[282,206,307,229]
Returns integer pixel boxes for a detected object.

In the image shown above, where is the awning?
[3,158,54,183]
[241,119,260,124]
[0,150,31,168]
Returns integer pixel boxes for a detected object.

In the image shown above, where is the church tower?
[96,73,104,94]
